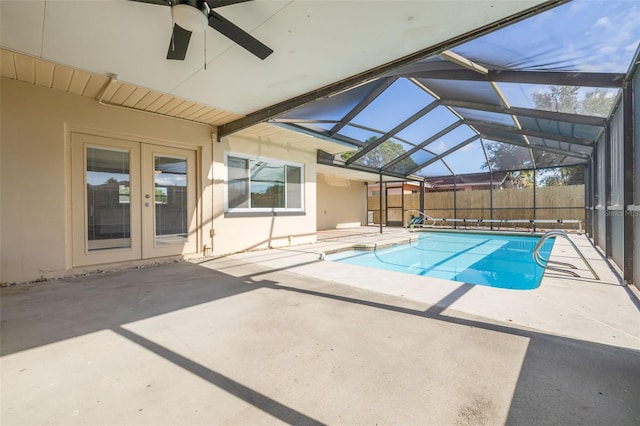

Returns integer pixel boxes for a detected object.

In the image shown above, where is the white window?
[225,154,304,213]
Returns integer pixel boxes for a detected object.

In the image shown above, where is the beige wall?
[1,79,213,283]
[212,134,318,255]
[1,78,322,283]
[316,174,367,230]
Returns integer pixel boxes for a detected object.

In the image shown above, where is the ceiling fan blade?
[207,10,273,60]
[167,24,192,60]
[205,0,254,8]
[128,0,171,6]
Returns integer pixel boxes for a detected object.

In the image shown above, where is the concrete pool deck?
[2,227,639,425]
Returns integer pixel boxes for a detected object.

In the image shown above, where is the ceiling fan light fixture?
[173,3,208,32]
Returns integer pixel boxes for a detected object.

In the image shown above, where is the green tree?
[581,88,616,117]
[532,86,580,113]
[484,85,612,184]
[484,143,533,172]
[540,166,584,186]
[341,137,418,172]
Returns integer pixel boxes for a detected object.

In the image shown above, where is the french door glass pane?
[86,147,131,251]
[154,156,188,246]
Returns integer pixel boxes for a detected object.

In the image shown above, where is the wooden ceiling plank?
[164,100,193,116]
[34,58,55,87]
[52,65,74,91]
[132,91,163,110]
[145,94,175,112]
[14,54,35,84]
[82,75,110,98]
[156,98,185,115]
[177,104,208,119]
[108,82,137,105]
[189,107,216,121]
[0,50,17,79]
[68,70,92,96]
[122,87,151,107]
[97,79,121,101]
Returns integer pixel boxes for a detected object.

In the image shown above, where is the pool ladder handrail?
[533,230,599,280]
[405,210,436,229]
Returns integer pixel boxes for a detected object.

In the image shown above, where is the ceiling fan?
[129,0,273,60]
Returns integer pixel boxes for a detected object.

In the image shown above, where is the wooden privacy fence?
[369,185,584,229]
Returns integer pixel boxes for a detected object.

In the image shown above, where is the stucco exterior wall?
[316,174,367,230]
[1,79,213,283]
[212,134,318,255]
[1,78,321,283]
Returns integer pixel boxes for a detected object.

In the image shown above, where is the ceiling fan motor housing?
[172,0,210,32]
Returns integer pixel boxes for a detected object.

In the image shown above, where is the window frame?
[224,152,305,215]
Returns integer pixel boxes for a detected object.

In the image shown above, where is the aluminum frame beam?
[409,70,625,88]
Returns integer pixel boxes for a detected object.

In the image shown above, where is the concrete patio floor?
[2,227,639,425]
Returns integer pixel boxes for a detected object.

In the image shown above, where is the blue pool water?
[326,232,555,290]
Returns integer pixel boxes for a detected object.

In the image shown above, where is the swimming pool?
[326,231,555,290]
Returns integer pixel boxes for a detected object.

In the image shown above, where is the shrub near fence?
[368,185,585,230]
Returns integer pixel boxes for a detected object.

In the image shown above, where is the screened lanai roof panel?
[473,125,522,144]
[483,140,533,171]
[415,78,502,105]
[277,79,381,121]
[450,0,640,73]
[336,124,383,144]
[395,105,460,144]
[351,78,435,132]
[352,139,422,170]
[385,149,436,175]
[527,136,593,156]
[426,125,478,155]
[440,140,488,175]
[415,160,452,178]
[517,116,603,141]
[291,122,335,134]
[453,108,514,127]
[268,0,639,180]
[534,152,588,168]
[498,83,620,116]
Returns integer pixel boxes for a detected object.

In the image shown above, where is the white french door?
[71,133,197,267]
[141,144,197,259]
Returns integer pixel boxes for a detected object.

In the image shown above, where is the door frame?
[71,133,142,266]
[70,131,200,267]
[141,144,198,259]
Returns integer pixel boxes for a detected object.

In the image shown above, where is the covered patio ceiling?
[263,0,640,181]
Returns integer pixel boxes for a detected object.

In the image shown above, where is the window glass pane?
[86,147,131,251]
[154,156,188,246]
[227,155,304,211]
[286,165,302,209]
[228,156,249,209]
[251,161,285,208]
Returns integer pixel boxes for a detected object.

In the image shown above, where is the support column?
[490,171,494,230]
[453,175,457,230]
[605,123,612,257]
[379,173,383,234]
[533,169,537,233]
[622,80,634,283]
